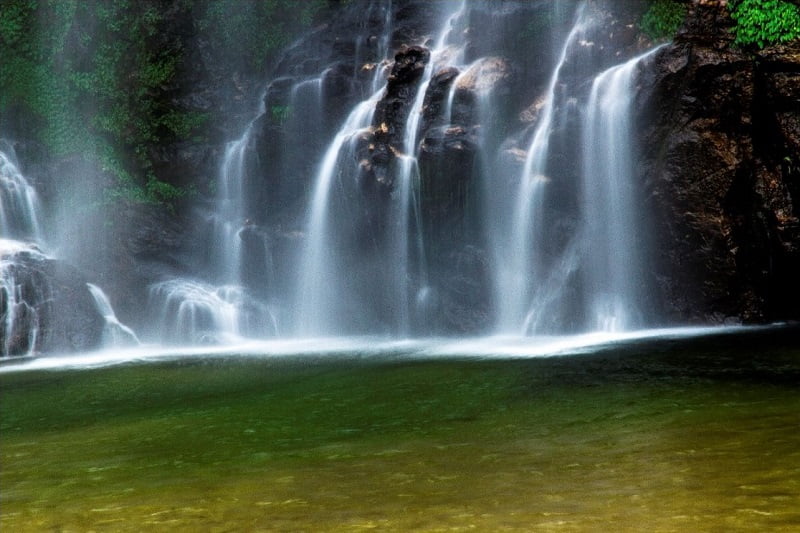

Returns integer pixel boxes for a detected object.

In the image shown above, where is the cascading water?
[147,0,398,342]
[1,240,43,356]
[87,283,140,347]
[494,7,593,334]
[1,149,47,356]
[207,0,667,339]
[581,46,665,332]
[293,91,385,335]
[145,104,280,344]
[388,1,467,334]
[1,146,136,356]
[485,3,665,336]
[0,149,42,243]
[294,1,469,336]
[2,0,670,353]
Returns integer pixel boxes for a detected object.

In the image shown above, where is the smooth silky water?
[2,327,798,532]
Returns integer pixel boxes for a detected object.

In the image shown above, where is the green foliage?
[728,0,800,48]
[0,0,329,209]
[0,0,34,46]
[199,0,327,71]
[0,0,202,207]
[640,0,686,40]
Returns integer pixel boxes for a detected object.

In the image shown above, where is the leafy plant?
[728,0,800,48]
[640,0,686,41]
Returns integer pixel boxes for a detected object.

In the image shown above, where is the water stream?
[496,7,593,334]
[581,45,666,331]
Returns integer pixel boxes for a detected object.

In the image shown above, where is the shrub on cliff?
[729,0,800,48]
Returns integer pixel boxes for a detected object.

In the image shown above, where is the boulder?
[1,245,104,356]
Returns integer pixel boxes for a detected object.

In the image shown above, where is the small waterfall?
[581,46,664,331]
[294,1,466,336]
[1,147,137,356]
[0,149,43,244]
[148,279,277,344]
[292,2,396,336]
[146,102,280,344]
[293,88,385,335]
[495,6,591,334]
[87,283,140,347]
[1,241,43,357]
[212,129,252,285]
[3,2,673,349]
[1,151,46,356]
[390,1,467,334]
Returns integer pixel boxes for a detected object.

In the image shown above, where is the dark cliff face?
[641,4,800,324]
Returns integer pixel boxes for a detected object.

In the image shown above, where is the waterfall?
[87,283,140,347]
[212,125,255,285]
[275,1,664,338]
[390,1,467,334]
[145,100,281,344]
[1,150,46,356]
[2,1,686,354]
[495,6,592,334]
[0,150,43,244]
[293,91,385,335]
[1,147,137,355]
[148,279,276,344]
[581,46,664,331]
[293,1,465,336]
[1,241,42,357]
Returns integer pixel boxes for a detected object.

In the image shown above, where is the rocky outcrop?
[641,4,800,323]
[373,45,431,150]
[1,246,104,356]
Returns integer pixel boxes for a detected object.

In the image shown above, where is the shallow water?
[1,327,799,531]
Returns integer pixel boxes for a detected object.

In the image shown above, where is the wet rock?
[372,45,431,150]
[239,223,273,297]
[420,66,460,132]
[418,125,481,307]
[439,245,492,334]
[418,125,478,234]
[454,57,513,94]
[1,248,104,356]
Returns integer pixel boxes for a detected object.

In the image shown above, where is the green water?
[2,329,799,531]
